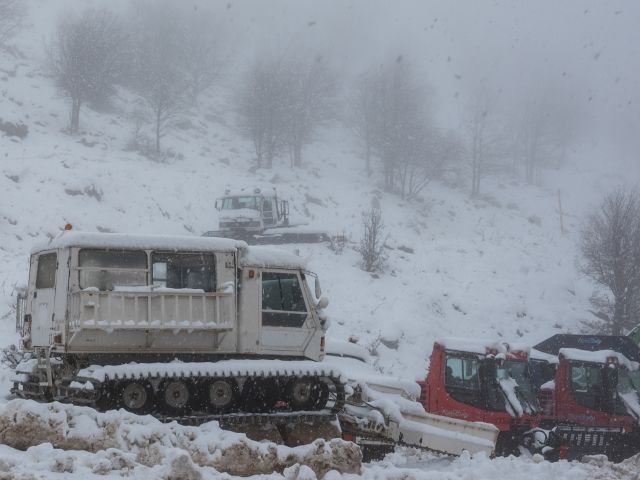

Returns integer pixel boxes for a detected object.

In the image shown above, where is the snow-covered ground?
[1,1,639,478]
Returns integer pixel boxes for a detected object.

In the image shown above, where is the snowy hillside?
[0,1,635,385]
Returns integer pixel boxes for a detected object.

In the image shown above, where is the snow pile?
[356,449,640,480]
[0,399,361,477]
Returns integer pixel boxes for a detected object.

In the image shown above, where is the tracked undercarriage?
[13,355,346,445]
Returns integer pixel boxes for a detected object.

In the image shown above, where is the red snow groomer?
[418,339,541,455]
[532,334,640,461]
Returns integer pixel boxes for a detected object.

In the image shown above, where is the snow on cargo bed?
[77,359,344,383]
[32,230,245,254]
[0,399,361,478]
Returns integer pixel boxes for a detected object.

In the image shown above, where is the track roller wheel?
[286,377,329,411]
[241,378,279,412]
[160,378,195,414]
[201,378,238,413]
[117,380,154,413]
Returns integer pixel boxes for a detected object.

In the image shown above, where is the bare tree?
[353,57,431,194]
[349,73,378,175]
[238,57,290,168]
[177,4,226,106]
[282,56,335,168]
[510,85,580,185]
[580,189,640,335]
[0,0,26,47]
[128,2,186,153]
[359,206,387,273]
[48,9,124,132]
[464,85,507,198]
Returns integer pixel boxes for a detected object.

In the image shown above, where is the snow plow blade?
[339,400,498,457]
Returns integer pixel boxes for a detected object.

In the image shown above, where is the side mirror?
[215,199,220,211]
[316,296,329,310]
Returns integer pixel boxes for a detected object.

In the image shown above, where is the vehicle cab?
[215,188,289,233]
[420,339,540,454]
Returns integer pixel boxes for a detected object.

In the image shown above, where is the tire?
[159,378,195,414]
[200,378,238,413]
[286,377,328,411]
[117,380,155,414]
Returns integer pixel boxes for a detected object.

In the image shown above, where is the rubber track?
[61,361,346,419]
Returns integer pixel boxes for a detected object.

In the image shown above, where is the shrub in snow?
[358,207,387,273]
[0,118,27,138]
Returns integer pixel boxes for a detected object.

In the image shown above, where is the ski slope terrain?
[1,1,639,478]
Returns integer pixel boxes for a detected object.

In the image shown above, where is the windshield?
[496,359,540,415]
[617,368,640,419]
[221,196,261,210]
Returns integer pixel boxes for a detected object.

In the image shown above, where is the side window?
[571,362,603,411]
[152,253,215,291]
[444,353,482,408]
[78,249,147,290]
[35,253,57,289]
[262,272,308,327]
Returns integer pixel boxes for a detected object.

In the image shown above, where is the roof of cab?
[31,231,247,254]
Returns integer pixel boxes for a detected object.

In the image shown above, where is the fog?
[214,0,640,160]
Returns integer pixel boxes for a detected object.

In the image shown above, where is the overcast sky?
[218,1,638,156]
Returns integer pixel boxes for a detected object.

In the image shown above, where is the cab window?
[262,272,308,327]
[78,249,147,290]
[571,362,603,411]
[444,353,482,408]
[35,253,57,289]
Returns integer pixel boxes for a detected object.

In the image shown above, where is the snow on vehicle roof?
[436,337,509,355]
[32,231,246,254]
[559,348,639,370]
[436,337,531,357]
[530,348,559,363]
[219,188,277,198]
[240,245,307,269]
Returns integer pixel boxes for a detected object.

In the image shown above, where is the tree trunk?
[70,98,81,133]
[155,109,162,152]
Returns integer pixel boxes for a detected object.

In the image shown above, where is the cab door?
[30,252,57,347]
[259,271,314,354]
[262,196,276,227]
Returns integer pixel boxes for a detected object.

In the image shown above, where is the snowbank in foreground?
[351,448,640,480]
[0,399,361,478]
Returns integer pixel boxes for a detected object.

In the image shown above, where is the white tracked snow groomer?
[13,229,344,444]
[13,229,498,455]
[205,188,332,245]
